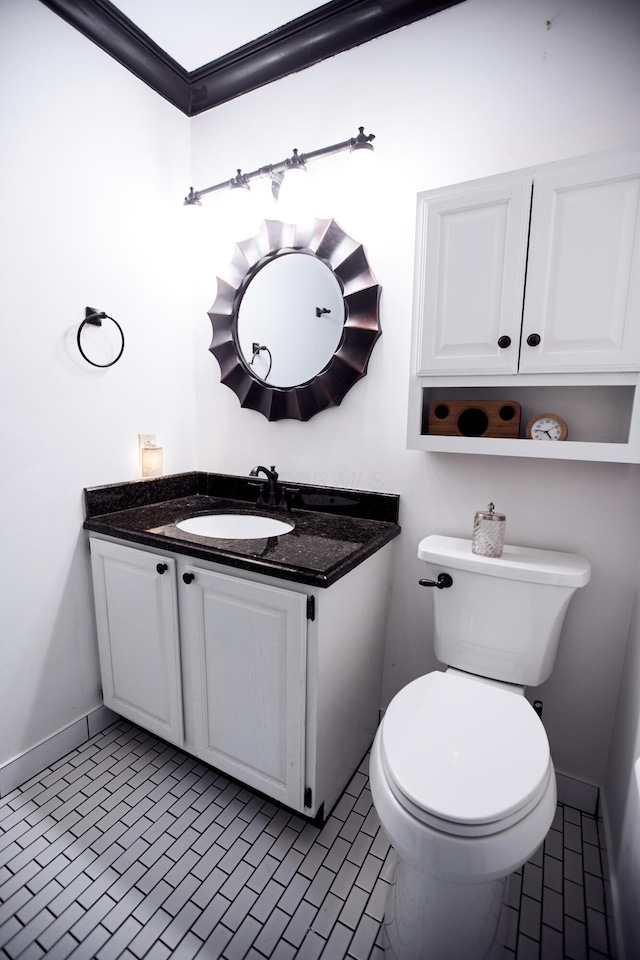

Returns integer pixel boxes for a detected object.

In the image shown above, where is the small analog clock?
[526,413,568,441]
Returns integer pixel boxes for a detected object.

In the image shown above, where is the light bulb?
[349,143,375,170]
[277,166,313,224]
[226,184,262,241]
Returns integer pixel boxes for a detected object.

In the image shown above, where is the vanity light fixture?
[183,126,375,209]
[277,149,312,223]
[349,126,375,156]
[227,169,262,240]
[230,169,251,192]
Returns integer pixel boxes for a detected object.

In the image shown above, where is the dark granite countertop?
[84,472,401,587]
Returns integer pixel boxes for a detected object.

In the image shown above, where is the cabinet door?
[89,539,184,745]
[521,154,640,372]
[414,178,532,375]
[181,566,307,811]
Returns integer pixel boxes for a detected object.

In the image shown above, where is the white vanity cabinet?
[409,148,640,461]
[89,535,392,819]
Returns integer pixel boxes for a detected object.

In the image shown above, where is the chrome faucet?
[249,465,281,506]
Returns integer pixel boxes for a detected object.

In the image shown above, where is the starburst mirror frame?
[207,219,382,421]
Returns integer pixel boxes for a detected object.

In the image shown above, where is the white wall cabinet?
[415,152,640,378]
[409,148,640,461]
[521,153,640,374]
[89,536,392,819]
[414,177,532,376]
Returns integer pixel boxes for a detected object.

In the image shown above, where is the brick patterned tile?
[311,892,343,938]
[273,848,305,887]
[523,862,544,901]
[69,893,117,941]
[191,892,231,940]
[3,906,54,958]
[348,912,380,959]
[320,920,353,959]
[339,886,369,930]
[252,907,290,955]
[200,926,234,958]
[250,878,286,924]
[0,722,615,960]
[221,886,258,932]
[283,898,317,947]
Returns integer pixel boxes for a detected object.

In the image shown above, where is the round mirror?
[237,252,345,387]
[208,219,381,421]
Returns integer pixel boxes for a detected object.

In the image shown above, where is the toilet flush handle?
[419,573,453,589]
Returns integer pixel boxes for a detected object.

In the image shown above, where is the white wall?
[1,0,639,812]
[0,0,196,767]
[190,0,640,789]
[2,0,639,941]
[604,574,640,958]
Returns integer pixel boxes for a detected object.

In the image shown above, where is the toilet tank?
[418,535,591,686]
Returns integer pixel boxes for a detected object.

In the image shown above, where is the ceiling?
[39,0,465,116]
[113,0,323,73]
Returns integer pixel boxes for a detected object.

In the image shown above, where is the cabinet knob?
[156,563,168,575]
[527,333,541,347]
[497,335,511,349]
[182,572,195,584]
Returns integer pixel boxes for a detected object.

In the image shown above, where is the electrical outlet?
[138,434,155,464]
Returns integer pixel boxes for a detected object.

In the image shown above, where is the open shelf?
[407,374,640,462]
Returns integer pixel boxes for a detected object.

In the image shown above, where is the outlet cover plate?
[138,434,155,463]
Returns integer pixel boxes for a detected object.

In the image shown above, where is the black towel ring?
[77,307,125,368]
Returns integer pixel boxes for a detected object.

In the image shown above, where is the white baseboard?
[555,770,600,815]
[87,704,119,739]
[598,793,622,960]
[0,705,119,797]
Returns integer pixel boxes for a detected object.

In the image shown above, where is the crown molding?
[39,0,191,113]
[39,0,465,116]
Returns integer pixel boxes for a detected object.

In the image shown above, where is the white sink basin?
[176,513,295,540]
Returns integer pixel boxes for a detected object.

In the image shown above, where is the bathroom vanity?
[84,471,400,820]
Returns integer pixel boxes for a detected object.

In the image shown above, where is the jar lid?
[475,502,505,522]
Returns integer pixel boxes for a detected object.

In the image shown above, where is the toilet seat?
[380,670,551,838]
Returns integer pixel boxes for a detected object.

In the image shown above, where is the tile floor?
[0,719,614,960]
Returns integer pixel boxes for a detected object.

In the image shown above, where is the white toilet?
[369,534,591,960]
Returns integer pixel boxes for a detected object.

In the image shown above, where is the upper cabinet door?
[521,154,640,373]
[414,178,532,375]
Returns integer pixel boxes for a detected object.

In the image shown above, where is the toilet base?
[383,858,512,960]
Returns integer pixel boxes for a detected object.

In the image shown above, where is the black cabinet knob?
[497,335,511,349]
[156,563,168,575]
[182,572,195,584]
[527,333,541,347]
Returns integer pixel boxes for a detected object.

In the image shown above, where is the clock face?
[526,414,568,441]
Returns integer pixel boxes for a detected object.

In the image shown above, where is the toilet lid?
[380,671,551,829]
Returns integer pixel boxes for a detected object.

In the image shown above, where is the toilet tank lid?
[418,535,591,587]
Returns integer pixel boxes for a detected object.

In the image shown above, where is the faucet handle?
[282,487,301,512]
